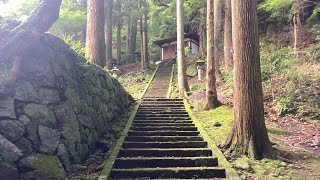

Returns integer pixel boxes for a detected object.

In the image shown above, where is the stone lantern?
[110,67,121,78]
[195,60,206,81]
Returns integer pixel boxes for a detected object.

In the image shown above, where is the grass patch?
[194,104,233,146]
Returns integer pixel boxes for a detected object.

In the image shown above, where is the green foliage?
[307,3,320,23]
[62,35,86,56]
[50,0,86,37]
[186,64,197,77]
[0,0,38,21]
[258,0,295,23]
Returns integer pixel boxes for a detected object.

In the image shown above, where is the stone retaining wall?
[0,34,133,179]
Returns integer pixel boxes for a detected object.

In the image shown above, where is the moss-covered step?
[124,136,204,142]
[136,111,189,115]
[142,98,183,102]
[132,123,195,127]
[140,104,185,107]
[134,116,191,120]
[118,148,213,157]
[127,130,199,136]
[110,167,226,179]
[130,126,198,131]
[133,120,193,124]
[141,101,184,105]
[122,141,207,148]
[113,157,218,168]
[135,114,190,118]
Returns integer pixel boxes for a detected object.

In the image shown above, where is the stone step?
[142,98,183,102]
[142,101,184,105]
[132,123,195,127]
[113,157,218,168]
[137,111,188,115]
[140,104,185,107]
[125,136,203,142]
[118,148,213,157]
[130,126,197,131]
[122,141,207,148]
[110,167,226,179]
[134,117,191,120]
[133,120,193,124]
[127,131,199,136]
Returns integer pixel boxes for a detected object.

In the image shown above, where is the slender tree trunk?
[231,0,236,63]
[224,0,273,159]
[86,0,106,67]
[204,0,220,110]
[140,17,145,70]
[177,0,189,97]
[293,12,301,54]
[142,0,150,69]
[198,3,206,56]
[105,0,113,69]
[116,0,122,65]
[129,20,137,54]
[213,0,222,82]
[223,0,233,72]
[126,18,131,54]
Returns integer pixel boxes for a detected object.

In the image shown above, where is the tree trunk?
[231,0,236,64]
[204,0,220,110]
[86,0,106,67]
[293,12,301,54]
[177,0,189,97]
[223,0,233,72]
[213,0,222,82]
[224,0,273,159]
[129,20,137,54]
[140,16,145,70]
[142,0,150,69]
[116,0,122,65]
[0,0,62,97]
[105,0,113,69]
[126,18,131,54]
[198,3,206,56]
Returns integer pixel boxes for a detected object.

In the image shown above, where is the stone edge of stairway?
[183,99,241,180]
[98,65,160,180]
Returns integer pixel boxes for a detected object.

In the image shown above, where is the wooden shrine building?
[153,33,200,61]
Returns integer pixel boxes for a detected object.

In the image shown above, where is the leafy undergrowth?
[117,63,155,99]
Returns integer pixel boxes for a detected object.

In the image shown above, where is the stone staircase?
[109,98,226,179]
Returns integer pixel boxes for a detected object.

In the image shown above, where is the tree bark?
[204,0,220,110]
[105,0,113,69]
[224,0,273,159]
[129,20,137,54]
[177,0,189,97]
[116,0,122,65]
[142,0,149,69]
[223,0,233,72]
[198,3,206,56]
[139,1,145,70]
[0,0,62,97]
[213,0,222,82]
[86,0,106,67]
[126,18,131,54]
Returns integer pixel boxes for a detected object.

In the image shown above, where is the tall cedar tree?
[139,0,149,70]
[204,0,220,110]
[105,0,113,69]
[142,0,150,69]
[177,0,189,97]
[86,0,106,67]
[213,0,222,82]
[223,0,233,71]
[224,0,274,159]
[116,0,122,65]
